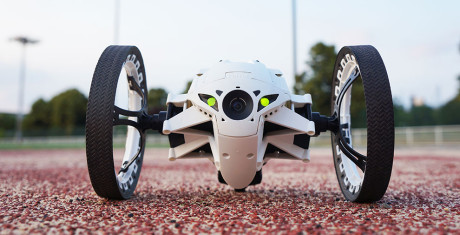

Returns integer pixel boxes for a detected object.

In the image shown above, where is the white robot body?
[163,60,315,189]
[88,45,394,202]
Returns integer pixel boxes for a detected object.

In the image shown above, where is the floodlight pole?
[292,0,298,83]
[11,37,39,142]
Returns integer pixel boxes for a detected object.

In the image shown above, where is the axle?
[141,110,339,136]
[139,111,168,133]
[311,112,339,136]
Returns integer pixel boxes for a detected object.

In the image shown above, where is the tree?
[0,113,16,137]
[294,42,336,115]
[393,99,410,127]
[436,44,460,125]
[22,89,87,136]
[294,42,366,127]
[49,89,87,135]
[147,88,168,114]
[438,75,460,125]
[23,98,51,130]
[408,104,436,126]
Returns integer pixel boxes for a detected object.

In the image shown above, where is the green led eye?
[260,97,269,107]
[207,97,216,106]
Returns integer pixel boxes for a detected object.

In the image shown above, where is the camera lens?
[230,98,246,113]
[223,90,253,120]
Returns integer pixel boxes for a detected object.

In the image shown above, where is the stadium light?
[11,36,39,142]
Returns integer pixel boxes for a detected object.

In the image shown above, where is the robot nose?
[222,90,253,120]
[216,134,258,189]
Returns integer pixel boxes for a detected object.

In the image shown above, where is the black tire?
[330,45,394,202]
[86,45,148,200]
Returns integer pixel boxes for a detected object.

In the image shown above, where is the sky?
[0,0,459,113]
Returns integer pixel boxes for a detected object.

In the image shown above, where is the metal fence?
[0,125,459,148]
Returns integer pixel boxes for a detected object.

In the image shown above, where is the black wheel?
[86,45,148,200]
[330,45,394,203]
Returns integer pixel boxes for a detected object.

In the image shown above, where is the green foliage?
[23,89,87,135]
[438,76,460,124]
[393,100,410,127]
[49,89,87,134]
[294,42,367,127]
[23,98,51,130]
[7,42,460,140]
[147,88,168,114]
[438,95,460,124]
[294,42,336,115]
[408,105,436,126]
[393,95,460,127]
[292,41,460,127]
[0,113,15,137]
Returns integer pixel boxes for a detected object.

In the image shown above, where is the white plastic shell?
[163,60,315,189]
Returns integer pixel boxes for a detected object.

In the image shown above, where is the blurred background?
[0,0,459,149]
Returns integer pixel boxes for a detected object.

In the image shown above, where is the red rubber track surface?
[0,148,458,234]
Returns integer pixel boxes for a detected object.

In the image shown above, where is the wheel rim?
[333,53,363,194]
[115,59,146,191]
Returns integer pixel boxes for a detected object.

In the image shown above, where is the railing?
[0,125,459,149]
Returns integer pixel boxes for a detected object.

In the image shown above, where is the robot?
[86,45,394,202]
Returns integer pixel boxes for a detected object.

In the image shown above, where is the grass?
[0,142,169,150]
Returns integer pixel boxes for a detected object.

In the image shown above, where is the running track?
[0,148,458,234]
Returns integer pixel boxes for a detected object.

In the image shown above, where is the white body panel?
[163,60,315,189]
